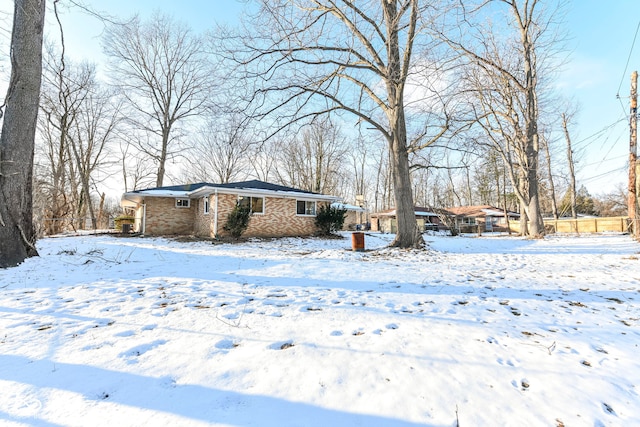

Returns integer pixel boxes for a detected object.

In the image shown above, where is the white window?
[203,197,209,214]
[175,198,190,208]
[296,200,316,216]
[238,196,264,214]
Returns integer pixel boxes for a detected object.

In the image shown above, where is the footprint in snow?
[497,358,517,367]
[120,340,168,362]
[269,341,295,350]
[215,339,240,351]
[511,379,530,390]
[330,330,343,336]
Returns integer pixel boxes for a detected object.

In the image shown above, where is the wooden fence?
[508,216,630,234]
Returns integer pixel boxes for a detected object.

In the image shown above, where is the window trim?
[203,196,209,214]
[238,195,265,214]
[296,200,317,216]
[175,198,190,208]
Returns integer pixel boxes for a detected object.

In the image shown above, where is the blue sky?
[556,0,638,194]
[2,0,638,195]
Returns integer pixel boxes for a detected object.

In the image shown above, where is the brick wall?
[143,194,326,238]
[194,196,213,236]
[144,197,195,235]
[217,196,322,238]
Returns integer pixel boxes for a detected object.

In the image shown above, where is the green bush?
[315,204,347,236]
[223,203,252,238]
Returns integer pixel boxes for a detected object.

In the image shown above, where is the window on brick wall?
[296,200,316,216]
[238,196,264,214]
[175,198,190,208]
[203,197,209,214]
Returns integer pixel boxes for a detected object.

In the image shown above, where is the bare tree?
[37,46,92,234]
[103,12,211,187]
[222,0,452,247]
[118,135,156,191]
[593,184,627,217]
[276,119,349,194]
[250,138,282,183]
[183,114,254,184]
[69,85,120,229]
[449,0,565,237]
[0,0,45,268]
[561,112,578,219]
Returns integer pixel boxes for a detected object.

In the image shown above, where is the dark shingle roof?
[215,180,317,194]
[132,180,317,195]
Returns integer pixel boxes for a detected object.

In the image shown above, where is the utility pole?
[629,71,638,237]
[562,113,577,219]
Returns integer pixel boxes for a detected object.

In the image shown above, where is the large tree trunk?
[390,128,420,248]
[0,0,46,268]
[384,0,421,248]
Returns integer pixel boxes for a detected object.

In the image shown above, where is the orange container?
[351,232,365,251]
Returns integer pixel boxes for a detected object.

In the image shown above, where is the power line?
[616,19,640,97]
[580,154,627,168]
[580,166,627,183]
[573,118,626,149]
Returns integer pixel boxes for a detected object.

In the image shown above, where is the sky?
[0,0,638,197]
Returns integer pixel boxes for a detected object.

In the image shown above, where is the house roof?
[331,202,366,212]
[447,205,520,218]
[371,205,519,218]
[130,180,316,195]
[121,180,338,207]
[372,207,441,217]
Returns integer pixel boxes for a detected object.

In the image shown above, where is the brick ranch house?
[370,207,444,233]
[370,205,520,233]
[446,205,520,233]
[120,180,339,238]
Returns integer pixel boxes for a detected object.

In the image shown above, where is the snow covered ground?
[1,232,639,427]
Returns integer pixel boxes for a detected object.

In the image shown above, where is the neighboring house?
[446,205,520,233]
[370,207,444,233]
[120,180,339,238]
[369,205,519,233]
[331,202,367,230]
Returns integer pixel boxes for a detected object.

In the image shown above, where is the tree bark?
[0,0,46,268]
[543,136,559,219]
[383,0,420,248]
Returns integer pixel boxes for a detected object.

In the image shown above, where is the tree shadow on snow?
[0,354,446,427]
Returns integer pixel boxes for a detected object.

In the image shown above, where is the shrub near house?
[315,205,347,236]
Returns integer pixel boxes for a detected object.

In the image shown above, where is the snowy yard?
[1,232,639,427]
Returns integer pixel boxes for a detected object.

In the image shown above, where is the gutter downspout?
[213,189,219,238]
[142,202,146,235]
